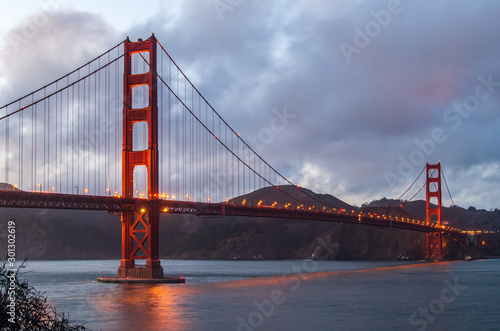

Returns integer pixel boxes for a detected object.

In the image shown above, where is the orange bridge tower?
[118,35,163,279]
[425,162,444,260]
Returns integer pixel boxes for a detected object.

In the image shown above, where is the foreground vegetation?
[0,261,88,330]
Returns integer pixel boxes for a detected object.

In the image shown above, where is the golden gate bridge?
[0,34,484,282]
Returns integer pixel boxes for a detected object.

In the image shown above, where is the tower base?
[98,265,185,283]
[425,254,444,261]
[117,265,165,279]
[97,276,185,284]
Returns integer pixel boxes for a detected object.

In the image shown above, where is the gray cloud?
[0,9,119,103]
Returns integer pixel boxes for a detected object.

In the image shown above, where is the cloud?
[0,9,119,103]
[137,0,500,209]
[2,1,500,209]
[0,9,121,194]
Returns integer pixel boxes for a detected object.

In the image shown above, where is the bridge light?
[141,208,146,213]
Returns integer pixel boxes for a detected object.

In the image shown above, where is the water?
[13,259,500,330]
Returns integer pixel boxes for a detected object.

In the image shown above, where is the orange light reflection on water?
[92,283,191,330]
[216,261,456,289]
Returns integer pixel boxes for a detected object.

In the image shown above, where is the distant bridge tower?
[425,162,444,260]
[118,35,163,279]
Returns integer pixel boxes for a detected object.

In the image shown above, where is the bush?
[0,261,88,330]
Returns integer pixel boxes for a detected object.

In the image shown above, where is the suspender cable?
[441,166,465,229]
[32,95,35,191]
[19,101,23,190]
[95,62,98,195]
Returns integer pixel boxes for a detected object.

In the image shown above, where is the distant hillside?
[0,208,121,259]
[1,186,498,261]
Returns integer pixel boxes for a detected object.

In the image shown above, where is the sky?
[1,0,499,209]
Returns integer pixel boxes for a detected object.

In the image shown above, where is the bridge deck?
[0,191,466,236]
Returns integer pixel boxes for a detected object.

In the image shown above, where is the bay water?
[15,259,500,330]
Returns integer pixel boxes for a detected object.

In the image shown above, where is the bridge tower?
[425,162,444,260]
[118,35,163,279]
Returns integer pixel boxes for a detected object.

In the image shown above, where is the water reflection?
[216,261,431,289]
[91,283,191,330]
